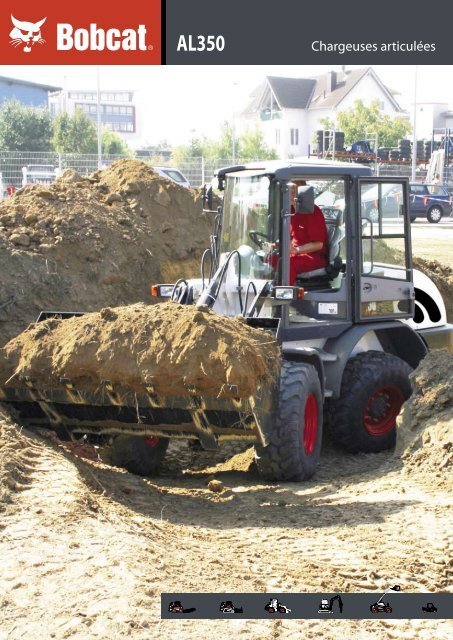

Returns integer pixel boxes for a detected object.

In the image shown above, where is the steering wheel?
[248,230,269,248]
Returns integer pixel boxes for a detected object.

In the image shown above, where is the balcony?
[260,110,282,121]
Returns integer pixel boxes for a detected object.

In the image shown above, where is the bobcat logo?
[9,15,46,53]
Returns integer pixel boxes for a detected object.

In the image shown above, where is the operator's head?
[296,185,315,214]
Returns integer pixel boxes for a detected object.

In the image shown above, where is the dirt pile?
[0,410,38,507]
[4,302,280,398]
[0,159,211,348]
[396,350,453,475]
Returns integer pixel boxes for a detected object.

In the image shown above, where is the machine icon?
[264,598,291,614]
[318,594,344,614]
[168,600,196,614]
[219,600,243,613]
[370,584,401,613]
[422,602,437,613]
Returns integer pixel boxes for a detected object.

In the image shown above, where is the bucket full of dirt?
[3,302,280,398]
[395,350,452,476]
[1,302,281,446]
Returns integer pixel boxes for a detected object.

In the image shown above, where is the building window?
[290,128,299,146]
[275,129,281,145]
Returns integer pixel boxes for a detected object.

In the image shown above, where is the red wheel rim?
[144,436,160,448]
[303,394,318,456]
[364,385,405,436]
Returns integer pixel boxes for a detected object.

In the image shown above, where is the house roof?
[0,75,62,93]
[266,76,316,109]
[245,68,403,115]
[309,68,370,109]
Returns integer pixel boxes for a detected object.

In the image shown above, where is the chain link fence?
[0,151,449,199]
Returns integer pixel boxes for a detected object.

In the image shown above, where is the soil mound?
[4,302,280,398]
[0,159,211,348]
[0,410,37,506]
[396,350,453,474]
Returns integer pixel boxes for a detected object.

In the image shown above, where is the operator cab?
[214,160,414,336]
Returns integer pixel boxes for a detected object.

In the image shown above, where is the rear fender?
[324,322,427,398]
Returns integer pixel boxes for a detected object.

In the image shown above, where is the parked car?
[22,164,59,187]
[408,182,452,223]
[360,183,403,221]
[153,166,191,188]
[360,182,452,223]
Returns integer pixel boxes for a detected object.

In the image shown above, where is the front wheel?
[329,351,412,453]
[254,361,323,481]
[102,435,169,476]
[427,205,443,223]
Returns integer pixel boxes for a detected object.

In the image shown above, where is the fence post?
[201,156,205,185]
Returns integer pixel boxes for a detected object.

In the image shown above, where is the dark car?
[361,182,452,223]
[408,183,452,223]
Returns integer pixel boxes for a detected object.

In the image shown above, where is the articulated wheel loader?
[1,160,452,481]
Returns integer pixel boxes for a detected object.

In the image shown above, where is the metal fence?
[0,151,449,198]
[0,151,240,193]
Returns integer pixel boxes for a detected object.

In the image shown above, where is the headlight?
[273,286,304,300]
[150,284,174,298]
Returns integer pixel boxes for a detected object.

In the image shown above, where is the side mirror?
[202,184,213,211]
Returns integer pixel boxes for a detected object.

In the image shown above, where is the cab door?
[355,178,415,321]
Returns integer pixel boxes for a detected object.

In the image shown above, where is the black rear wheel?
[255,361,323,481]
[102,435,169,476]
[329,351,412,453]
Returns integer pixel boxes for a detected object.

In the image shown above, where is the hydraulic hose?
[198,250,243,313]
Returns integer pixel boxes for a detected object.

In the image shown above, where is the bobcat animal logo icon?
[9,15,46,53]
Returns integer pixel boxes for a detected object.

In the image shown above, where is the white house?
[242,68,405,158]
[413,103,453,139]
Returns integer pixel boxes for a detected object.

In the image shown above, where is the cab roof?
[216,158,374,182]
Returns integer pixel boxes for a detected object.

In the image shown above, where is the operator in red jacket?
[289,184,327,285]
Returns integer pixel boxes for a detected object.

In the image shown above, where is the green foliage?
[318,100,412,147]
[0,100,53,152]
[101,127,130,155]
[239,126,278,161]
[53,109,130,155]
[172,122,278,164]
[52,108,98,153]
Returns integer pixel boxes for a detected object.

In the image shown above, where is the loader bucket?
[0,376,278,451]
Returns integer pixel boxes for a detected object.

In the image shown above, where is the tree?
[101,127,130,155]
[52,108,97,153]
[0,100,53,152]
[319,99,412,147]
[238,126,278,161]
[171,122,278,165]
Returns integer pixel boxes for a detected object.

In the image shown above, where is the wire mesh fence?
[0,151,449,199]
[0,152,241,195]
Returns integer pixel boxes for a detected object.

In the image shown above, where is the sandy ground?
[409,219,453,266]
[0,410,451,640]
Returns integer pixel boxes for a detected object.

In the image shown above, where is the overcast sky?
[1,65,453,145]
